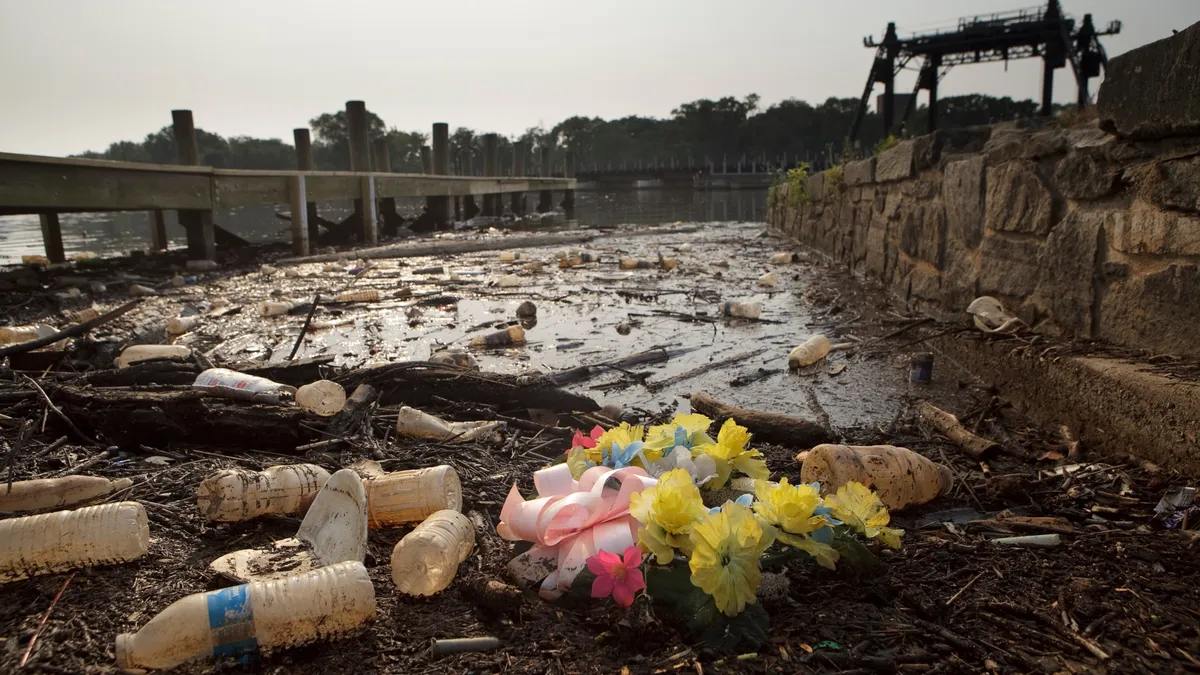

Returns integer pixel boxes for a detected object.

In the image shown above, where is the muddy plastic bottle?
[295,380,347,416]
[196,464,331,522]
[115,561,375,670]
[469,325,526,348]
[660,256,680,271]
[0,475,133,514]
[429,349,479,370]
[334,289,380,303]
[619,257,652,270]
[498,274,521,288]
[64,307,101,323]
[257,299,301,317]
[193,368,297,404]
[364,465,462,529]
[499,251,524,261]
[115,344,192,368]
[757,271,778,288]
[0,324,57,345]
[770,252,797,264]
[166,315,201,335]
[0,502,149,583]
[395,406,504,443]
[800,444,953,511]
[718,301,762,319]
[788,334,831,368]
[390,510,475,596]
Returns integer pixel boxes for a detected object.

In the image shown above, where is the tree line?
[74,93,1050,173]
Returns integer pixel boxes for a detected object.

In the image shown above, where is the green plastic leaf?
[830,528,880,574]
[698,602,770,651]
[814,640,841,650]
[644,558,697,606]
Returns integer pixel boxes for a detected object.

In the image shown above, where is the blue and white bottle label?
[207,585,259,658]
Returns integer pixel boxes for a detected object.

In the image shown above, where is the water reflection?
[0,188,767,264]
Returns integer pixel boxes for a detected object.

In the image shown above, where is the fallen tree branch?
[689,391,832,447]
[917,401,1000,459]
[279,231,594,264]
[0,299,142,359]
[19,375,97,445]
[647,348,767,391]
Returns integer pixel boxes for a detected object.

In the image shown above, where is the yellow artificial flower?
[629,468,708,563]
[695,419,769,490]
[588,422,646,464]
[688,501,775,617]
[565,446,590,479]
[752,478,839,569]
[645,413,714,451]
[826,482,904,549]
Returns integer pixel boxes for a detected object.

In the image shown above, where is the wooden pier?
[0,102,576,261]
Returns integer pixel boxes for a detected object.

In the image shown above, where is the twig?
[18,375,96,445]
[19,572,74,667]
[0,299,142,358]
[54,452,108,477]
[288,293,321,360]
[646,348,766,391]
[945,572,982,606]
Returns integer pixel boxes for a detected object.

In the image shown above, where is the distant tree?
[309,108,388,170]
[384,128,427,173]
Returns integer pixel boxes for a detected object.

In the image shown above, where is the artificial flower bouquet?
[498,413,903,649]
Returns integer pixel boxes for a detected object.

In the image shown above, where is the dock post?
[345,100,377,245]
[420,146,432,174]
[148,210,168,251]
[171,109,215,261]
[288,175,309,256]
[561,151,576,219]
[461,150,479,219]
[374,137,401,235]
[537,146,553,213]
[481,133,499,217]
[510,141,527,216]
[429,123,450,226]
[39,213,66,263]
[292,128,320,244]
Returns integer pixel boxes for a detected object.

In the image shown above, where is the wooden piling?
[428,122,450,225]
[537,146,553,213]
[345,101,376,245]
[148,210,168,251]
[461,150,479,219]
[510,141,527,216]
[171,109,215,260]
[482,134,499,216]
[293,128,320,244]
[39,213,65,263]
[562,151,576,219]
[420,146,432,174]
[288,175,309,255]
[374,137,401,234]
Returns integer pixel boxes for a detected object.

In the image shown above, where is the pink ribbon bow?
[498,463,657,600]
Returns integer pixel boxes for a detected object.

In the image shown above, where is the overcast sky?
[1,0,1196,157]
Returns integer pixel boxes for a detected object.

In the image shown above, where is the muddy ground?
[1,221,1198,674]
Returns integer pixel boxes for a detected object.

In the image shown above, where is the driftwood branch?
[0,299,142,359]
[689,391,832,448]
[917,401,1000,459]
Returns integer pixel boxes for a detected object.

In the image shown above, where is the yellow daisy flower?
[695,419,769,490]
[826,482,904,549]
[589,422,646,464]
[629,468,708,564]
[688,501,775,616]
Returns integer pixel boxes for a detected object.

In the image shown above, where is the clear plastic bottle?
[0,324,57,345]
[364,466,462,529]
[166,316,201,336]
[390,510,475,596]
[0,475,133,514]
[757,271,778,288]
[193,368,297,404]
[799,444,953,510]
[334,289,380,303]
[788,334,831,368]
[770,252,796,264]
[128,284,159,297]
[64,307,101,323]
[196,464,331,522]
[115,561,376,670]
[115,344,192,368]
[619,257,652,270]
[498,274,521,288]
[0,501,149,583]
[469,325,525,348]
[718,301,762,319]
[395,406,503,443]
[295,380,347,416]
[499,251,523,261]
[257,299,300,317]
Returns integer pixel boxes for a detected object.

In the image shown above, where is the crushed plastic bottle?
[196,464,331,522]
[115,561,376,670]
[396,406,504,443]
[334,289,380,303]
[364,465,462,528]
[718,301,762,319]
[619,257,652,270]
[0,324,57,345]
[115,344,192,368]
[788,334,831,368]
[193,368,297,404]
[521,261,544,273]
[800,444,953,511]
[429,348,479,369]
[469,325,525,348]
[390,510,475,596]
[499,251,524,261]
[498,274,521,288]
[64,307,101,323]
[0,502,149,583]
[257,299,301,317]
[770,252,797,264]
[166,316,201,336]
[0,475,133,514]
[757,271,779,288]
[295,380,347,416]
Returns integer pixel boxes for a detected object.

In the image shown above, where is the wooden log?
[360,175,377,245]
[39,213,66,263]
[293,128,320,243]
[916,401,1000,459]
[689,391,832,447]
[148,209,168,251]
[329,384,377,436]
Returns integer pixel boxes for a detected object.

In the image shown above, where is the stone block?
[1100,263,1200,359]
[905,261,943,304]
[899,203,946,269]
[901,179,939,199]
[977,233,1043,298]
[1108,201,1200,255]
[1145,157,1200,214]
[875,140,915,182]
[865,213,888,279]
[1055,150,1116,201]
[845,157,876,186]
[1036,210,1103,338]
[807,172,824,202]
[883,188,903,220]
[1098,21,1200,140]
[985,160,1054,236]
[944,155,986,249]
[984,128,1068,165]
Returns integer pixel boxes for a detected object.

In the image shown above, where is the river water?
[0,189,768,264]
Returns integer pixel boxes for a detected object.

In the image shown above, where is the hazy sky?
[1,0,1196,157]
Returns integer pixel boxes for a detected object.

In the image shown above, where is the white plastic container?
[0,475,133,514]
[770,252,795,264]
[115,344,192,368]
[296,380,347,416]
[757,271,778,288]
[718,301,762,319]
[115,561,376,670]
[365,466,462,529]
[193,368,297,404]
[166,316,201,336]
[390,510,475,596]
[0,502,149,583]
[196,464,331,522]
[257,300,300,317]
[788,334,831,368]
[498,274,521,288]
[395,406,503,443]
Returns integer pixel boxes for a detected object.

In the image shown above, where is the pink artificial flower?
[586,546,646,607]
[571,425,605,450]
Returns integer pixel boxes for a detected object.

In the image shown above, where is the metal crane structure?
[848,0,1121,142]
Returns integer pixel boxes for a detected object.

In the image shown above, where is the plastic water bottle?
[0,475,132,515]
[64,307,101,324]
[0,502,149,583]
[365,466,462,529]
[114,344,192,368]
[800,444,953,510]
[333,289,380,303]
[0,324,57,345]
[619,257,652,270]
[193,368,297,404]
[257,299,300,317]
[115,561,376,670]
[788,334,831,368]
[196,464,331,522]
[498,274,521,288]
[390,510,475,596]
[757,271,779,288]
[469,325,525,348]
[166,316,202,335]
[770,252,797,264]
[499,251,524,261]
[395,407,503,443]
[295,380,347,416]
[718,301,762,319]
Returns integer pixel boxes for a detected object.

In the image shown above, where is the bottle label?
[207,585,258,658]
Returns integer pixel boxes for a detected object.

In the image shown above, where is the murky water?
[0,189,767,264]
